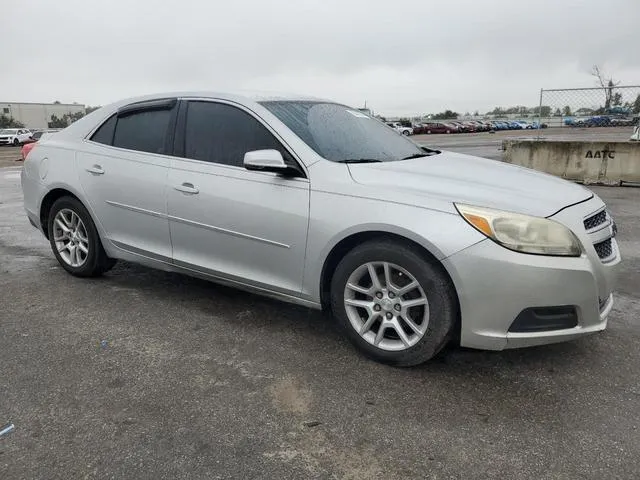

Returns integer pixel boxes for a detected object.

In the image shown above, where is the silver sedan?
[21,93,620,365]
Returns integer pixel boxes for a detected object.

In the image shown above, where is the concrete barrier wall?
[502,140,640,185]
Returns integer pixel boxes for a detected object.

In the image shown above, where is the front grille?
[594,239,613,260]
[584,210,607,230]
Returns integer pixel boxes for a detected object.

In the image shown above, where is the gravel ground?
[1,143,639,478]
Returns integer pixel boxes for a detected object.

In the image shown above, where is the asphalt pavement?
[1,151,639,478]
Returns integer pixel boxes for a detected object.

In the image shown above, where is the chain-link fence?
[536,85,640,133]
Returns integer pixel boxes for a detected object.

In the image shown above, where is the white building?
[0,102,86,129]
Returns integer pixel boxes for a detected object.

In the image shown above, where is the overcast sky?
[3,0,639,116]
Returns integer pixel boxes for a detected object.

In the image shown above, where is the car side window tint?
[184,101,294,168]
[90,115,117,145]
[113,109,172,154]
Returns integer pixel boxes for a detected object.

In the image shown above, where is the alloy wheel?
[344,261,429,351]
[53,209,90,267]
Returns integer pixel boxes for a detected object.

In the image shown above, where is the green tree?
[531,105,552,117]
[612,92,623,106]
[48,111,87,128]
[85,105,101,114]
[562,105,572,116]
[48,114,67,128]
[66,111,85,123]
[0,115,25,128]
[432,110,459,120]
[633,94,640,114]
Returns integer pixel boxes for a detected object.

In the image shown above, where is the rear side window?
[90,115,116,145]
[183,101,293,167]
[113,109,172,154]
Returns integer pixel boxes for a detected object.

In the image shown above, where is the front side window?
[112,108,172,154]
[260,101,436,163]
[184,101,294,168]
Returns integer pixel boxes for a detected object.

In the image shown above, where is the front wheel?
[48,196,116,277]
[13,138,19,146]
[330,240,457,366]
[402,130,410,136]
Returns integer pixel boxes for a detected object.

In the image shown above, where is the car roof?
[55,91,335,140]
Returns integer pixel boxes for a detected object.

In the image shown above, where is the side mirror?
[244,149,288,173]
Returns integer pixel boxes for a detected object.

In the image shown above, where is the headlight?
[455,204,582,256]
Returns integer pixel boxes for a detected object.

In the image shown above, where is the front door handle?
[174,182,199,195]
[86,165,104,175]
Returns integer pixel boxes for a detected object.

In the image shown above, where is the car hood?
[347,151,592,217]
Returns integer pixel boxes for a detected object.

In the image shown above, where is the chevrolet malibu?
[21,93,620,366]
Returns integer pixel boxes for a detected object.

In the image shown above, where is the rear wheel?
[330,240,457,366]
[48,197,116,277]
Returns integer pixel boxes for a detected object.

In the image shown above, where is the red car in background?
[422,122,457,134]
[20,129,59,160]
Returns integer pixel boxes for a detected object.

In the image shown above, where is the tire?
[426,130,431,134]
[13,138,19,146]
[402,130,410,136]
[47,196,116,277]
[330,240,457,366]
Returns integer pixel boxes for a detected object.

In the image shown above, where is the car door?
[167,99,310,296]
[76,99,177,261]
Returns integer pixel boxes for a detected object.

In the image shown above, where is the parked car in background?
[385,122,413,136]
[462,121,480,132]
[411,123,426,135]
[422,122,456,134]
[585,116,612,127]
[20,130,60,160]
[610,118,634,127]
[450,121,471,133]
[514,121,532,129]
[0,128,33,146]
[469,121,492,132]
[21,92,620,366]
[443,122,461,133]
[531,121,548,129]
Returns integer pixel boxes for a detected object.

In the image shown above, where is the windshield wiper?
[338,158,383,164]
[401,151,440,160]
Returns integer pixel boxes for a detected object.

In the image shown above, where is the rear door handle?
[86,165,104,175]
[174,182,199,195]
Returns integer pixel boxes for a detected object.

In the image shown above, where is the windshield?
[260,101,432,162]
[32,131,44,140]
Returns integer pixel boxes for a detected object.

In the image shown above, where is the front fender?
[301,190,486,302]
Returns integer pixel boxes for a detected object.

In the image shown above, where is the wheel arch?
[39,187,86,239]
[318,230,461,341]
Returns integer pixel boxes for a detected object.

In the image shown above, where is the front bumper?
[443,195,620,351]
